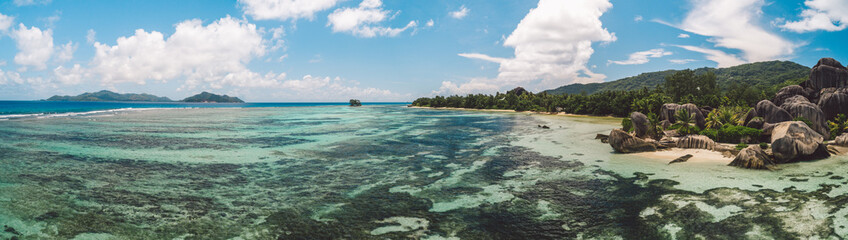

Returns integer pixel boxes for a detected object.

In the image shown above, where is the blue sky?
[0,0,846,101]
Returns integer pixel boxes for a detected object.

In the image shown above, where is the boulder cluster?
[608,57,848,170]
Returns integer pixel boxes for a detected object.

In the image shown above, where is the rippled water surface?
[1,106,847,239]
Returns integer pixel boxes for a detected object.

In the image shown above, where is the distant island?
[45,90,244,103]
[181,92,244,103]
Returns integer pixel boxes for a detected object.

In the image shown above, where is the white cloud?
[451,0,615,94]
[90,16,270,89]
[450,5,469,19]
[86,29,96,44]
[269,26,285,51]
[327,0,417,38]
[0,13,13,33]
[53,64,88,85]
[56,41,76,63]
[671,0,795,66]
[13,0,51,6]
[677,33,690,38]
[434,79,500,95]
[457,53,507,64]
[634,15,643,22]
[275,75,407,101]
[239,0,340,21]
[669,59,697,64]
[11,23,54,71]
[780,0,848,32]
[674,45,745,68]
[608,48,672,65]
[426,19,434,27]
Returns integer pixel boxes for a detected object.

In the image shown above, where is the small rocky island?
[46,90,244,103]
[608,57,848,170]
[349,99,362,107]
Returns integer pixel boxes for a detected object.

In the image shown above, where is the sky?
[0,0,846,102]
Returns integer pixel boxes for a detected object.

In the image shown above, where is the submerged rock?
[630,112,650,139]
[728,145,775,170]
[770,121,828,163]
[676,135,717,151]
[668,154,693,164]
[595,134,610,143]
[756,100,792,124]
[808,57,848,91]
[608,129,658,153]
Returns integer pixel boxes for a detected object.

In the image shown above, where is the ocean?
[0,103,847,239]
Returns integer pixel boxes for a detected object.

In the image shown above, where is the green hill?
[544,61,810,95]
[46,90,173,102]
[181,92,244,103]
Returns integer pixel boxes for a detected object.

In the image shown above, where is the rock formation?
[808,57,848,91]
[755,100,792,124]
[835,133,848,146]
[630,112,650,139]
[770,121,828,163]
[675,135,717,151]
[728,145,775,170]
[818,92,848,121]
[779,96,829,139]
[681,103,706,129]
[608,129,659,153]
[773,85,807,106]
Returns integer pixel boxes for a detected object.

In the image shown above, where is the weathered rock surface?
[630,112,650,139]
[835,133,848,146]
[773,85,807,106]
[608,129,658,153]
[660,103,681,123]
[755,100,792,124]
[668,154,693,164]
[809,57,848,91]
[660,103,704,128]
[728,145,775,170]
[780,97,829,139]
[743,108,757,126]
[660,120,671,130]
[675,135,717,151]
[770,121,828,163]
[681,103,706,129]
[746,118,764,130]
[818,92,848,121]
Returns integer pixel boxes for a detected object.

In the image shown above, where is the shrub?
[736,143,749,150]
[700,128,718,140]
[699,124,762,143]
[622,118,633,132]
[759,142,768,149]
[793,116,813,128]
[677,125,701,136]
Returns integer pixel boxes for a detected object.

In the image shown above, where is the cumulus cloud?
[89,16,270,89]
[274,75,408,101]
[53,64,88,85]
[674,45,745,68]
[269,26,285,51]
[0,13,13,33]
[11,23,54,71]
[239,0,340,21]
[608,48,671,65]
[677,33,690,38]
[450,0,616,94]
[56,41,76,63]
[780,0,848,32]
[86,29,96,43]
[450,5,469,19]
[327,0,417,38]
[669,0,795,66]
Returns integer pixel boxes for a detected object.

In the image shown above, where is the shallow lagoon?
[0,106,847,239]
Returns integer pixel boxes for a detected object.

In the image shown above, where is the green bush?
[677,125,701,136]
[759,142,768,149]
[622,118,633,132]
[736,143,749,150]
[793,116,813,128]
[699,124,762,143]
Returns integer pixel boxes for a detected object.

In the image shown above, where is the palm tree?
[828,114,848,139]
[673,108,697,135]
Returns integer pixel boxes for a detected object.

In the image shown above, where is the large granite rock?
[773,85,807,106]
[660,103,682,123]
[681,103,706,129]
[780,96,829,139]
[630,112,650,139]
[770,121,828,163]
[660,103,704,128]
[728,145,775,170]
[809,58,848,91]
[755,100,792,124]
[818,92,848,121]
[675,135,717,151]
[745,117,764,130]
[608,129,658,153]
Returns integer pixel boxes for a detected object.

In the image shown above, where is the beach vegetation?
[736,143,749,150]
[827,114,848,139]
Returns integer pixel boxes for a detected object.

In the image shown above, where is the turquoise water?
[0,106,847,239]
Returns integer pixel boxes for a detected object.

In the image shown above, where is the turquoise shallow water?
[0,106,847,239]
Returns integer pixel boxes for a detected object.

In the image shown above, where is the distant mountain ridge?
[46,90,244,103]
[46,90,173,102]
[544,61,810,95]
